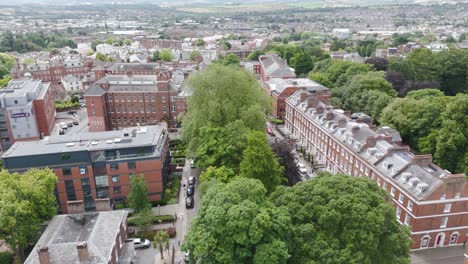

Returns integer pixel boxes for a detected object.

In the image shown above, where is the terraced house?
[285,88,468,249]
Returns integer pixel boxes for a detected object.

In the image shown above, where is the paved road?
[134,159,201,264]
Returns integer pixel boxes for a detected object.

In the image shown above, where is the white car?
[184,251,190,263]
[127,238,151,249]
[296,162,306,169]
[299,167,307,175]
[188,176,195,185]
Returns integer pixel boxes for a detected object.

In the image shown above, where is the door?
[434,233,445,247]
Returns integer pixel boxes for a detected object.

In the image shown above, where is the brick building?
[24,208,132,264]
[84,69,186,131]
[0,79,56,151]
[285,89,468,249]
[263,78,330,120]
[2,124,169,213]
[258,54,296,83]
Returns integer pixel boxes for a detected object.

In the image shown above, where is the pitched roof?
[259,54,296,78]
[84,84,106,96]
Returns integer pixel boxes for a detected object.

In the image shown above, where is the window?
[61,154,71,160]
[398,194,404,204]
[421,236,430,248]
[455,192,460,198]
[170,104,176,112]
[396,207,401,219]
[162,96,166,102]
[110,163,119,171]
[449,233,458,244]
[377,178,381,187]
[14,100,18,104]
[79,167,87,175]
[65,180,76,201]
[390,187,395,197]
[383,182,387,190]
[95,175,109,187]
[407,201,413,211]
[112,175,120,183]
[404,214,410,225]
[113,186,121,194]
[440,216,448,228]
[62,168,72,176]
[443,203,451,213]
[91,99,94,105]
[128,161,136,169]
[440,193,446,200]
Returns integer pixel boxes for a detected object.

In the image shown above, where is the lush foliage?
[270,173,412,264]
[0,53,14,88]
[183,178,292,264]
[153,230,170,259]
[0,169,57,260]
[380,91,467,174]
[0,31,76,53]
[270,139,301,186]
[160,49,174,62]
[128,175,151,213]
[128,213,175,226]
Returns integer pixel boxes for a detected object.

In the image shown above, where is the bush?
[0,252,13,264]
[130,227,176,240]
[270,118,285,125]
[114,203,125,210]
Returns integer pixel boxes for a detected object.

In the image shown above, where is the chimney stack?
[351,125,360,134]
[77,242,89,262]
[67,200,85,214]
[37,246,50,264]
[95,198,111,212]
[338,117,347,128]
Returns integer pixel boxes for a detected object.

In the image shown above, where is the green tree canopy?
[160,49,174,61]
[199,166,236,183]
[247,50,265,61]
[356,40,377,58]
[128,175,151,213]
[153,230,170,259]
[195,38,205,46]
[183,178,292,264]
[270,173,412,264]
[189,50,202,61]
[0,169,57,260]
[0,53,15,79]
[222,53,240,66]
[240,131,284,193]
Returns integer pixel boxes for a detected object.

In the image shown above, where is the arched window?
[449,232,459,245]
[420,235,430,248]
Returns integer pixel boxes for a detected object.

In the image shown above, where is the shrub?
[129,227,176,240]
[127,214,175,226]
[0,252,13,264]
[114,203,125,209]
[270,118,285,125]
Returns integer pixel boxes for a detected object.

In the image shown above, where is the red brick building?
[85,69,186,131]
[285,89,468,250]
[263,78,330,120]
[258,54,296,83]
[0,79,56,151]
[2,124,169,214]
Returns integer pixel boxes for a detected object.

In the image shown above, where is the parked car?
[296,162,306,169]
[184,251,190,263]
[186,196,194,209]
[187,185,194,196]
[73,121,79,125]
[80,103,86,107]
[126,238,150,249]
[59,129,65,135]
[67,122,73,127]
[190,159,195,168]
[188,176,195,185]
[299,167,307,176]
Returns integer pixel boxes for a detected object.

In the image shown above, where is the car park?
[188,176,195,185]
[187,185,194,196]
[126,238,150,249]
[186,196,194,208]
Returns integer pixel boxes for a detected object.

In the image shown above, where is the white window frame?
[443,203,451,213]
[398,193,404,204]
[440,216,448,228]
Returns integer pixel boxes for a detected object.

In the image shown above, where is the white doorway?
[434,233,445,247]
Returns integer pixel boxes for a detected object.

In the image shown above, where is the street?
[134,159,201,264]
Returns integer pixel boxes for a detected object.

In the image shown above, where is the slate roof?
[24,211,128,264]
[84,84,106,96]
[259,54,296,78]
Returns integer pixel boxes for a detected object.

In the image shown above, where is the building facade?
[2,124,169,213]
[263,78,330,120]
[0,79,56,151]
[85,70,186,132]
[285,89,468,250]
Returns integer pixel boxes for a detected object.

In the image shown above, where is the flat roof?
[3,124,166,158]
[0,79,42,99]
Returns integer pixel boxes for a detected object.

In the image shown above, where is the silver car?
[127,238,151,249]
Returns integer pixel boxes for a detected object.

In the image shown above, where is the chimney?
[126,69,133,78]
[338,117,347,128]
[299,91,308,102]
[67,200,85,214]
[411,154,433,166]
[95,198,111,212]
[325,111,334,120]
[343,110,351,118]
[316,105,324,114]
[77,242,89,262]
[37,246,50,264]
[307,97,317,108]
[366,136,377,147]
[351,125,360,134]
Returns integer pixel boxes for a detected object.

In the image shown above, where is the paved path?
[411,246,464,264]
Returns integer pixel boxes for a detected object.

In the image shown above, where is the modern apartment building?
[285,89,468,249]
[84,71,186,132]
[263,78,330,120]
[2,124,169,213]
[0,79,56,151]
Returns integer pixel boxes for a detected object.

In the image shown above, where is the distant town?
[0,1,466,264]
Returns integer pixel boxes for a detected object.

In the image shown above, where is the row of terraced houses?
[257,54,468,250]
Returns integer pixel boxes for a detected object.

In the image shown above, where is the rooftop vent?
[66,142,75,147]
[383,162,393,169]
[106,140,113,144]
[113,138,122,143]
[375,153,384,159]
[367,148,377,155]
[91,141,98,145]
[124,133,129,137]
[417,182,429,192]
[409,177,420,187]
[401,172,412,181]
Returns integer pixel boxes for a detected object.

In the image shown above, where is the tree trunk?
[15,246,25,262]
[159,244,164,259]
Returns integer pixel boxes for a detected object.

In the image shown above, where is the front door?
[435,234,445,247]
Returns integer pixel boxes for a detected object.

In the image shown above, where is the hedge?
[127,214,175,226]
[0,252,13,264]
[129,227,176,240]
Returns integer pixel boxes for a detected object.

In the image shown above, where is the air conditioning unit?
[417,182,429,192]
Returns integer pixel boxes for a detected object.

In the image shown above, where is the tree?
[240,131,284,193]
[270,173,412,264]
[222,53,240,66]
[183,178,292,264]
[0,53,15,79]
[128,175,151,213]
[160,49,174,61]
[123,38,132,46]
[0,169,57,261]
[407,48,437,82]
[150,51,161,62]
[270,139,301,186]
[95,52,108,61]
[289,52,314,76]
[190,50,201,61]
[195,38,205,47]
[434,120,466,173]
[356,40,377,58]
[247,50,265,61]
[387,57,415,80]
[182,64,270,148]
[433,49,468,95]
[365,57,388,71]
[133,209,154,232]
[200,166,236,183]
[153,230,170,259]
